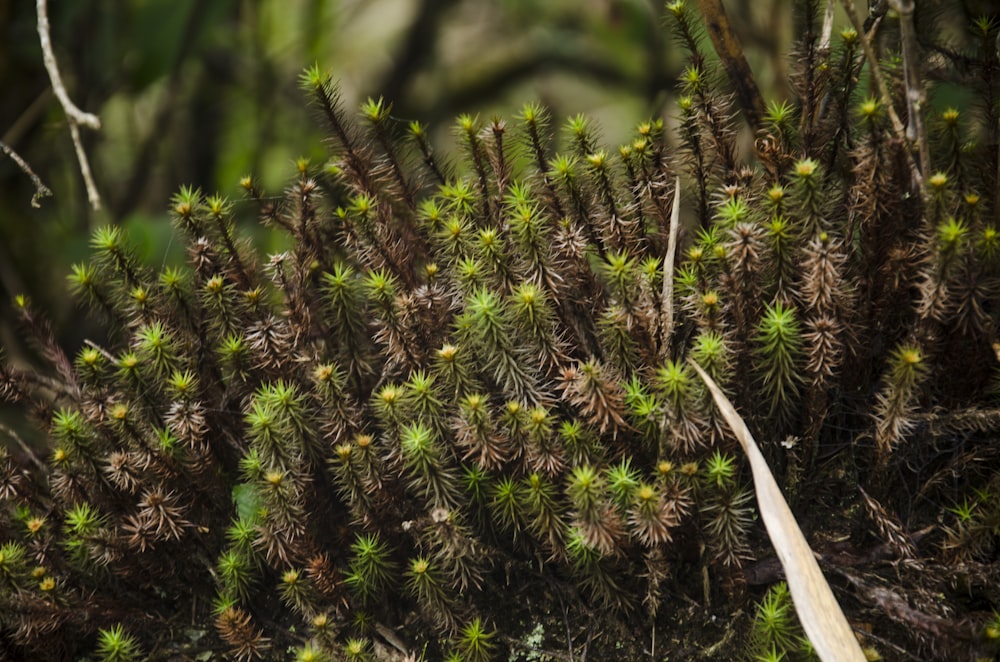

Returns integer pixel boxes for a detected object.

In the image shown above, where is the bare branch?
[659,178,681,361]
[67,122,101,211]
[0,423,47,474]
[819,0,835,53]
[0,139,53,208]
[36,0,100,131]
[890,0,931,180]
[36,0,102,210]
[839,0,923,186]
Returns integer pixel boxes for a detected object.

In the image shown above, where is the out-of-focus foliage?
[0,0,684,361]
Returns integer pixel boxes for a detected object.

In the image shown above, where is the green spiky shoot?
[559,418,604,467]
[754,302,804,426]
[522,471,567,555]
[0,541,29,589]
[279,568,315,617]
[653,359,706,454]
[135,320,180,378]
[489,475,526,542]
[463,287,541,403]
[623,376,661,447]
[344,638,374,661]
[703,451,737,490]
[873,344,928,461]
[747,582,811,660]
[294,641,329,662]
[217,549,255,602]
[455,617,497,662]
[567,465,623,557]
[691,330,731,385]
[95,624,143,662]
[606,457,640,510]
[345,533,397,604]
[406,556,456,631]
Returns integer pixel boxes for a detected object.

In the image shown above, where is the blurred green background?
[0,0,809,364]
[5,0,999,359]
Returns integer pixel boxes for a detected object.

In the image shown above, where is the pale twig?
[36,0,102,211]
[658,178,681,361]
[68,122,101,210]
[0,139,53,208]
[819,0,835,53]
[838,0,922,186]
[83,339,117,363]
[890,0,931,180]
[0,423,47,473]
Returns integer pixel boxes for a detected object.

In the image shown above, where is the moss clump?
[3,3,1000,660]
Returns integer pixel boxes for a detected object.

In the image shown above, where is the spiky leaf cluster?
[3,7,1000,659]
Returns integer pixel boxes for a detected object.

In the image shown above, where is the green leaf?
[231,483,262,521]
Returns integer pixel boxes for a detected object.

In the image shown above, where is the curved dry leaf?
[690,359,866,662]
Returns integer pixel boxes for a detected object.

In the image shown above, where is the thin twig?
[36,0,99,130]
[891,0,931,179]
[659,178,681,362]
[560,596,575,661]
[36,0,102,210]
[0,423,47,473]
[0,139,53,208]
[838,0,923,186]
[83,339,117,363]
[819,0,835,53]
[67,122,101,210]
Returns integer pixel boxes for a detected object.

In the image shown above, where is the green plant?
[454,617,497,662]
[343,637,373,661]
[3,2,1000,660]
[746,583,812,661]
[95,624,143,662]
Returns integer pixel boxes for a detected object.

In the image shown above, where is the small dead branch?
[0,139,53,208]
[890,0,931,179]
[659,178,681,361]
[838,568,979,647]
[36,0,102,211]
[838,0,923,186]
[858,487,918,561]
[0,422,47,473]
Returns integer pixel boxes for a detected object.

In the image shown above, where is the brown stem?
[695,0,766,133]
